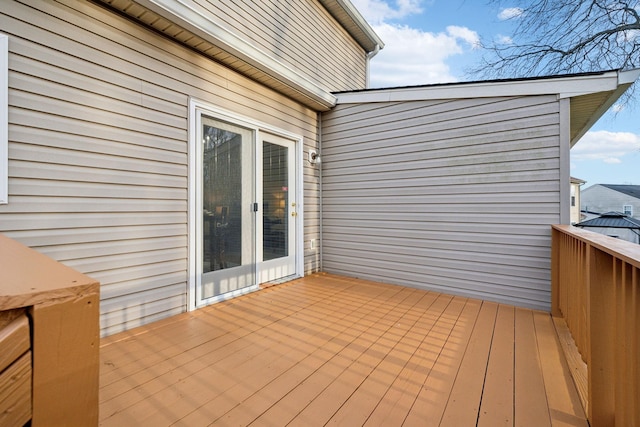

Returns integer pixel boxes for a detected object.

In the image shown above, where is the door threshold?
[260,274,300,289]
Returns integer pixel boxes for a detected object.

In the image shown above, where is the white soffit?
[335,69,640,104]
[113,0,338,110]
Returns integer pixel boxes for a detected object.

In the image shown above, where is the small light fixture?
[308,149,321,165]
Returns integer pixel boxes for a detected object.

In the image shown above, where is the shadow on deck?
[99,273,587,426]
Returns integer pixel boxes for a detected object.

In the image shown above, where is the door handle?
[291,212,297,217]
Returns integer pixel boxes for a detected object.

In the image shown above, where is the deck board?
[99,273,587,426]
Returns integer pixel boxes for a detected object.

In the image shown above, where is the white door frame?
[188,98,304,311]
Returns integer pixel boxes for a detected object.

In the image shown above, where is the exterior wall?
[0,0,321,335]
[321,95,562,311]
[193,0,367,91]
[581,184,640,218]
[570,179,584,224]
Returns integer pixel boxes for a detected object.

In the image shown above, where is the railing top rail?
[553,224,640,268]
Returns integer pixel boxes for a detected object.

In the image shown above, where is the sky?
[350,0,640,188]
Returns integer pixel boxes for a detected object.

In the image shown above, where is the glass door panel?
[259,134,296,282]
[199,116,255,301]
[263,141,288,261]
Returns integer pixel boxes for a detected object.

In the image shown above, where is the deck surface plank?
[99,273,588,426]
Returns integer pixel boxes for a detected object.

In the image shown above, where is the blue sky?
[351,0,640,187]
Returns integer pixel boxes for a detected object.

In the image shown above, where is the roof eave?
[318,0,385,53]
[110,0,337,111]
[334,69,640,145]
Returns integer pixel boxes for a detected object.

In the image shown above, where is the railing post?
[551,226,561,317]
[588,247,615,426]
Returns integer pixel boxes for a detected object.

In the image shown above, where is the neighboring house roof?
[599,184,640,200]
[575,212,640,228]
[335,69,640,146]
[570,176,586,184]
[99,0,383,111]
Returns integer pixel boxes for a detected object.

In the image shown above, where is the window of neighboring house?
[571,196,576,207]
[0,34,7,204]
[623,205,633,217]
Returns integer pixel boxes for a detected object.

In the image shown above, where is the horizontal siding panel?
[323,127,557,168]
[323,262,550,310]
[323,181,558,197]
[322,211,559,225]
[323,191,559,204]
[322,160,560,183]
[322,97,553,137]
[11,90,186,141]
[10,72,186,130]
[11,110,188,155]
[320,218,552,237]
[1,196,185,213]
[322,228,550,255]
[320,95,562,310]
[11,51,186,117]
[323,98,559,142]
[10,142,187,177]
[321,240,549,274]
[322,254,549,297]
[9,36,187,107]
[63,248,186,276]
[5,224,187,247]
[11,125,187,165]
[11,179,185,200]
[322,171,560,192]
[323,135,560,169]
[101,271,187,300]
[11,160,187,189]
[36,236,187,263]
[0,213,185,231]
[91,260,187,288]
[324,124,560,159]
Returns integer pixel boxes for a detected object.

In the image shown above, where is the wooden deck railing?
[552,225,640,426]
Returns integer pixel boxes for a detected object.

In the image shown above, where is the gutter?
[365,44,381,88]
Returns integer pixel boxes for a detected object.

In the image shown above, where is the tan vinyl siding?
[321,95,562,310]
[0,0,320,335]
[192,0,366,91]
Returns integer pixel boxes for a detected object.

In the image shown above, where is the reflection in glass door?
[199,117,255,301]
[259,134,296,282]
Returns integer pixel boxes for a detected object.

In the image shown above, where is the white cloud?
[498,7,524,20]
[368,23,479,86]
[446,25,481,48]
[350,0,423,25]
[572,130,640,163]
[496,34,514,45]
[350,1,480,87]
[603,157,623,164]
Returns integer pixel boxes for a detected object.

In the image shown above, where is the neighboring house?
[0,1,638,335]
[575,211,640,244]
[570,176,586,224]
[581,184,640,218]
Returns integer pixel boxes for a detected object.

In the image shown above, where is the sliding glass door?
[194,111,299,306]
[199,117,255,300]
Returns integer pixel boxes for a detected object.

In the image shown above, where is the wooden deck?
[99,273,587,426]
